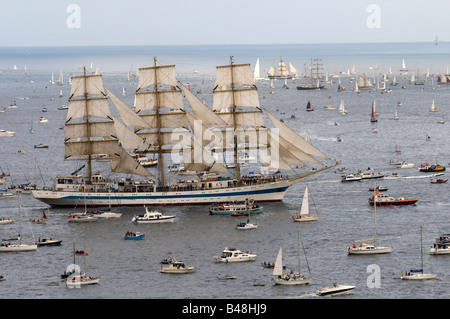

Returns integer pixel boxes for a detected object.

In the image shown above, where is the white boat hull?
[400,273,437,280]
[316,285,355,296]
[430,247,450,255]
[133,217,175,224]
[32,180,292,207]
[292,216,318,222]
[214,255,257,263]
[0,244,38,252]
[274,276,312,285]
[347,246,392,255]
[160,267,195,274]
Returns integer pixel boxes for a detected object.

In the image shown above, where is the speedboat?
[218,274,237,280]
[399,162,414,169]
[35,237,62,246]
[430,178,447,184]
[122,231,145,240]
[0,130,16,137]
[316,283,355,296]
[214,247,257,263]
[38,117,48,123]
[131,207,175,223]
[368,192,418,206]
[357,171,384,179]
[160,257,194,274]
[34,144,49,149]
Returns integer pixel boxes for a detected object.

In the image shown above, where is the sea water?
[0,42,449,300]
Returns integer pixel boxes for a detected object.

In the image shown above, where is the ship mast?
[153,57,165,187]
[83,66,93,180]
[230,56,241,185]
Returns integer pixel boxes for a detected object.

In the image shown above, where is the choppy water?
[0,43,450,301]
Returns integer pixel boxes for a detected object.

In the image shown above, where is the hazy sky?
[0,0,449,46]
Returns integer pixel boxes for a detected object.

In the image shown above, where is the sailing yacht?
[338,99,347,115]
[399,59,408,75]
[347,189,392,255]
[272,231,312,285]
[0,195,37,252]
[401,227,437,280]
[429,99,438,112]
[66,242,100,287]
[253,58,264,81]
[291,185,318,222]
[31,58,338,208]
[370,101,377,122]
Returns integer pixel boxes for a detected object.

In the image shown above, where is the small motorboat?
[218,274,236,280]
[341,174,362,182]
[0,218,13,225]
[34,144,49,149]
[419,163,445,172]
[122,231,145,240]
[35,237,62,246]
[160,257,194,274]
[369,186,388,192]
[430,179,448,184]
[316,283,355,296]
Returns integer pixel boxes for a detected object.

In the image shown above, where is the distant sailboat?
[338,99,347,115]
[253,58,264,81]
[393,110,399,120]
[429,99,438,112]
[400,59,408,75]
[370,101,377,122]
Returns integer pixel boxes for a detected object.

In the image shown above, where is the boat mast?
[420,226,423,274]
[297,230,301,275]
[83,66,93,180]
[230,56,241,185]
[153,57,165,187]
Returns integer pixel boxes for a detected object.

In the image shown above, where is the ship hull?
[32,180,292,207]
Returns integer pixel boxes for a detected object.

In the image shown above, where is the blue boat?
[122,231,145,240]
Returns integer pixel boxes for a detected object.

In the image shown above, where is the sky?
[0,0,449,46]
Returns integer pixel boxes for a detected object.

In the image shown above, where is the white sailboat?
[0,195,37,252]
[253,58,264,81]
[347,189,392,255]
[66,241,100,287]
[401,226,437,280]
[291,185,318,222]
[429,99,438,112]
[338,99,347,115]
[272,231,312,285]
[400,59,408,75]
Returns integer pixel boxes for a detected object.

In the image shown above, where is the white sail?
[265,110,329,161]
[212,88,260,111]
[215,63,255,88]
[273,247,284,277]
[300,186,309,216]
[69,75,106,99]
[105,87,148,130]
[109,147,153,177]
[253,58,260,79]
[179,82,227,126]
[137,64,178,90]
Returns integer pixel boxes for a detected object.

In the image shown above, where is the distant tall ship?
[267,59,293,79]
[296,58,324,90]
[32,57,338,207]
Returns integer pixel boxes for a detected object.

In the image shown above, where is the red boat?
[369,191,418,206]
[431,179,448,184]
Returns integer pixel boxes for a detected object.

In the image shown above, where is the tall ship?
[296,58,324,90]
[267,59,293,79]
[31,57,338,207]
